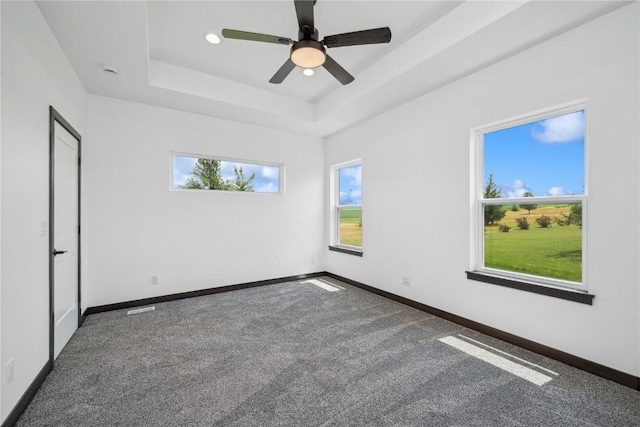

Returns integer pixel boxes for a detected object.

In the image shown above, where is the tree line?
[484,174,581,227]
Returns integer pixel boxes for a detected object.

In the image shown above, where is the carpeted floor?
[16,277,640,426]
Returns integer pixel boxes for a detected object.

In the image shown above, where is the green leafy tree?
[230,166,255,192]
[519,191,537,215]
[484,174,506,225]
[181,158,228,190]
[181,159,256,192]
[568,203,582,227]
[559,204,582,227]
[182,177,204,189]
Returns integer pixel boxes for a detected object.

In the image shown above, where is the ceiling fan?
[221,0,392,85]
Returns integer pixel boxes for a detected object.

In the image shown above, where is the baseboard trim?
[85,272,326,316]
[1,360,52,427]
[325,272,640,392]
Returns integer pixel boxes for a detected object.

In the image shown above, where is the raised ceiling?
[36,1,628,137]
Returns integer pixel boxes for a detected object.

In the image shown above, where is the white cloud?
[546,186,566,196]
[341,165,362,186]
[340,189,361,205]
[262,165,279,179]
[220,162,277,181]
[532,111,585,143]
[255,181,278,193]
[500,179,531,198]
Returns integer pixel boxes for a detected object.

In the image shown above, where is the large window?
[172,153,283,194]
[330,160,362,253]
[472,103,587,292]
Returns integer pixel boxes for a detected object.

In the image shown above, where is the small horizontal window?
[172,153,283,194]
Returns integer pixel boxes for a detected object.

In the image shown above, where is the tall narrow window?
[473,104,587,291]
[330,160,362,254]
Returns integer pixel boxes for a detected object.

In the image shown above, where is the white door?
[53,121,79,359]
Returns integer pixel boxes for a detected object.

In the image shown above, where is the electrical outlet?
[6,359,14,385]
[402,276,411,287]
[151,274,159,285]
[40,220,48,236]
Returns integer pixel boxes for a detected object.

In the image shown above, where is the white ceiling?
[36,1,629,137]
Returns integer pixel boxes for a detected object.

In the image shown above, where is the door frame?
[49,106,82,363]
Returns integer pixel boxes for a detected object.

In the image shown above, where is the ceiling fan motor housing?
[298,29,319,41]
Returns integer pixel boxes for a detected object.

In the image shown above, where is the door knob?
[52,249,67,256]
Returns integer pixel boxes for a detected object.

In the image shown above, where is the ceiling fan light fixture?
[290,40,326,68]
[302,68,314,77]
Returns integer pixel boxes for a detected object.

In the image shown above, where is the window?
[172,153,283,194]
[471,103,587,294]
[330,160,362,255]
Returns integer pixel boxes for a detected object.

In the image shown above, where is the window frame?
[470,100,589,294]
[170,151,285,195]
[329,159,363,255]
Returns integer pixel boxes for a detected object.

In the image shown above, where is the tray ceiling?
[36,1,628,137]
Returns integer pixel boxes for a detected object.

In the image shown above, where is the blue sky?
[339,164,362,205]
[173,156,280,193]
[484,110,585,197]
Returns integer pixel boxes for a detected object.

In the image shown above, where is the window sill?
[466,271,594,305]
[328,246,363,257]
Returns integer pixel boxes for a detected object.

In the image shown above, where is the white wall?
[85,95,325,307]
[325,4,639,376]
[1,1,87,422]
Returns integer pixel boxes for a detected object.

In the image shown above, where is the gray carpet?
[16,277,640,426]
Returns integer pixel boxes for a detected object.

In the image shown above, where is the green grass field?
[339,209,362,247]
[485,204,582,282]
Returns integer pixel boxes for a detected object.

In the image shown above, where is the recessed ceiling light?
[205,33,221,45]
[102,65,119,76]
[302,68,314,77]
